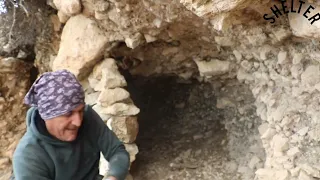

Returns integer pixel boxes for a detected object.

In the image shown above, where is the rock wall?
[14,0,320,179]
[0,57,32,172]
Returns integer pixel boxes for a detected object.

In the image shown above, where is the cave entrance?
[124,74,266,180]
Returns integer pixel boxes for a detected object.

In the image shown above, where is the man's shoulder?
[13,131,46,158]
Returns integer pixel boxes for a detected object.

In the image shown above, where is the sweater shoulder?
[13,131,48,159]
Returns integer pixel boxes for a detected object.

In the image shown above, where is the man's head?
[45,103,85,141]
[24,69,85,142]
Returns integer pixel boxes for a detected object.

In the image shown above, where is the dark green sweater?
[12,105,130,180]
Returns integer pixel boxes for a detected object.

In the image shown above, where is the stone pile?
[50,11,140,176]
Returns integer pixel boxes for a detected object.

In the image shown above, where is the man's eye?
[65,112,72,117]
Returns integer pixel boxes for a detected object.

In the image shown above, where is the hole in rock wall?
[122,72,266,180]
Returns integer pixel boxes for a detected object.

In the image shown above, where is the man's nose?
[71,113,82,127]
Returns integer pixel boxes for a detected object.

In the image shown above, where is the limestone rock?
[277,51,288,64]
[300,164,320,178]
[255,168,290,180]
[291,64,303,79]
[287,147,300,157]
[310,124,320,140]
[52,15,109,80]
[53,0,81,16]
[47,0,57,9]
[111,116,139,143]
[225,161,238,173]
[82,0,95,16]
[215,36,234,47]
[57,11,70,23]
[259,45,273,60]
[92,104,112,122]
[297,127,309,136]
[209,14,232,31]
[290,167,301,177]
[125,33,144,49]
[289,3,320,39]
[299,170,314,180]
[237,68,254,82]
[258,123,269,136]
[98,88,130,106]
[301,65,320,87]
[246,34,267,46]
[94,1,110,20]
[124,143,139,163]
[88,59,127,91]
[261,127,276,140]
[194,59,231,77]
[233,50,242,62]
[272,134,289,153]
[248,156,261,170]
[272,28,291,42]
[216,97,235,109]
[240,60,253,72]
[180,0,249,17]
[95,0,110,12]
[292,53,303,65]
[144,34,157,43]
[85,92,100,106]
[101,103,140,116]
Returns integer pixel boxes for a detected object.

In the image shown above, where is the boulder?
[100,103,140,116]
[289,3,320,39]
[98,88,130,106]
[111,116,139,143]
[194,58,231,77]
[53,0,81,16]
[52,15,109,80]
[92,104,112,122]
[88,58,127,91]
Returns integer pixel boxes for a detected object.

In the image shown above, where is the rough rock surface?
[129,77,264,180]
[0,57,32,176]
[53,0,81,16]
[52,15,109,80]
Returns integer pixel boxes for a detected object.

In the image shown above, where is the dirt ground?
[128,76,265,180]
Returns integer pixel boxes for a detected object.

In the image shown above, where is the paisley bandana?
[24,69,85,120]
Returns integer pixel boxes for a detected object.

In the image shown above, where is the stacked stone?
[50,15,139,179]
[86,58,140,175]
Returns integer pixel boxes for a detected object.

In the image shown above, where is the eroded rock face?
[0,57,32,171]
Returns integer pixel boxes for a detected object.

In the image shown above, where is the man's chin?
[64,131,78,142]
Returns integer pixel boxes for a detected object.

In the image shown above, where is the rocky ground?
[128,76,265,180]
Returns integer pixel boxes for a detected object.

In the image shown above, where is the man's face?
[45,104,85,142]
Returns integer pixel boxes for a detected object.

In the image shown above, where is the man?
[12,69,130,180]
